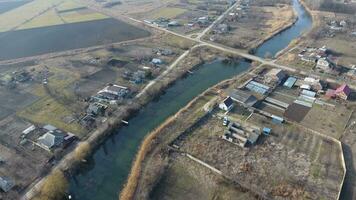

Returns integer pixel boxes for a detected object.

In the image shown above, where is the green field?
[0,0,61,32]
[0,0,109,32]
[149,7,186,19]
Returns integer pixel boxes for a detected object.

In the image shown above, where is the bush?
[74,141,91,162]
[37,170,68,200]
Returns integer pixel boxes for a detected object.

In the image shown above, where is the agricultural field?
[174,111,345,199]
[145,7,187,20]
[17,0,109,30]
[0,0,111,32]
[0,0,62,32]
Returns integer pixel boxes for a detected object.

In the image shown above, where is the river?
[69,0,312,199]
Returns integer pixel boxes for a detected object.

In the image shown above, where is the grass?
[0,0,61,32]
[149,7,187,20]
[17,67,86,137]
[60,11,108,23]
[56,0,85,12]
[4,0,108,31]
[17,9,64,30]
[17,96,85,136]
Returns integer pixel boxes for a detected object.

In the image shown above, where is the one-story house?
[219,97,234,111]
[37,130,66,151]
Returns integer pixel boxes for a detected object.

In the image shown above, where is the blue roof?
[283,77,297,88]
[263,127,271,133]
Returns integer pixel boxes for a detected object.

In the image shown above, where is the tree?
[38,170,68,200]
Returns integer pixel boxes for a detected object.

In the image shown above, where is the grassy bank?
[119,65,257,200]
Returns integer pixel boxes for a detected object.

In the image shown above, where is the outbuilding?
[0,177,14,192]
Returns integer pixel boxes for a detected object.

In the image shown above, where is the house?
[168,21,180,27]
[229,89,257,107]
[0,177,14,192]
[347,68,356,79]
[265,68,286,84]
[340,20,347,27]
[335,84,352,100]
[215,24,229,34]
[219,97,234,111]
[304,77,324,91]
[326,84,352,100]
[98,84,129,100]
[151,58,163,65]
[131,70,146,84]
[154,48,173,56]
[80,114,96,127]
[316,57,333,72]
[37,130,66,151]
[87,103,107,116]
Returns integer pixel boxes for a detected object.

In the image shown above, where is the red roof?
[326,89,336,98]
[335,84,351,96]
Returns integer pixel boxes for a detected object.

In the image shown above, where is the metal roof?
[245,81,270,95]
[283,77,297,88]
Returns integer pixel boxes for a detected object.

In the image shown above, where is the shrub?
[37,170,68,200]
[74,141,91,162]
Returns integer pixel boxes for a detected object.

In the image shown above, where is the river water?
[69,0,312,199]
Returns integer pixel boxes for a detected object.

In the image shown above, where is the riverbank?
[249,4,298,55]
[23,45,243,200]
[274,0,316,57]
[119,65,258,200]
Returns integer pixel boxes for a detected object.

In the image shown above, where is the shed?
[43,124,57,131]
[263,127,271,135]
[301,89,316,98]
[151,58,163,65]
[0,177,14,192]
[229,89,257,107]
[283,77,297,88]
[271,115,284,124]
[300,84,311,90]
[245,80,270,95]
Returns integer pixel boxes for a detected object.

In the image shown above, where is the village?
[0,31,189,198]
[132,63,350,199]
[0,0,356,199]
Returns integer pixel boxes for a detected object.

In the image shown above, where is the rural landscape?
[0,0,355,200]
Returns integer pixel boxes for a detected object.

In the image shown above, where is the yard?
[177,111,344,199]
[150,155,256,200]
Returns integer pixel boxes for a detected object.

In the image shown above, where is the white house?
[219,97,234,111]
[316,57,333,71]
